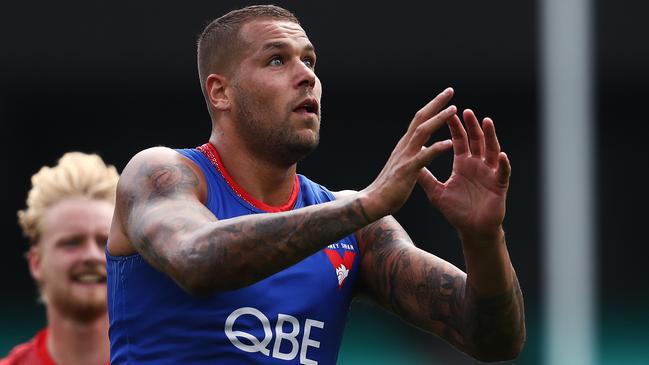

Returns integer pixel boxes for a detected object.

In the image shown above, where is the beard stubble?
[232,85,320,167]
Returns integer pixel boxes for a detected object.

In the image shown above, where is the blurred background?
[1,0,647,364]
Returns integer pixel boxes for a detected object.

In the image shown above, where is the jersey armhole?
[175,148,213,209]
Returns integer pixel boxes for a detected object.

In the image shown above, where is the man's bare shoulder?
[118,146,207,202]
[120,146,194,179]
[109,146,209,256]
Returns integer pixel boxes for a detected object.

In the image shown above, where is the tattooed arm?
[356,216,525,362]
[107,89,458,296]
[109,146,374,295]
[351,109,526,362]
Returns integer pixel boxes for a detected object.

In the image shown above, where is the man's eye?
[303,58,315,68]
[60,238,82,248]
[97,235,109,248]
[269,57,283,66]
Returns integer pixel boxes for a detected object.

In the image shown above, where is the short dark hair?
[197,5,300,104]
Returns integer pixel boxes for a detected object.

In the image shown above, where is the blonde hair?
[18,152,119,244]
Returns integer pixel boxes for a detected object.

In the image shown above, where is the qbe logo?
[225,307,325,365]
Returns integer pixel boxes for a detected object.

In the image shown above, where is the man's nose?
[81,238,106,262]
[294,61,316,89]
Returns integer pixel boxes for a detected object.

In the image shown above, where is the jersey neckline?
[196,142,299,213]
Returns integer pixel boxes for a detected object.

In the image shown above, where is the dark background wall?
[1,1,647,364]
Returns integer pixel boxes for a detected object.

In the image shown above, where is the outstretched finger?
[415,139,453,168]
[463,109,485,157]
[496,152,512,186]
[483,117,501,168]
[447,114,470,156]
[407,87,454,134]
[410,105,457,149]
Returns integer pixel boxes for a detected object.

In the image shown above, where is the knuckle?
[414,123,429,137]
[410,130,422,143]
[396,163,411,176]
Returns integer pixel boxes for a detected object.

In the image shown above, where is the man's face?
[229,19,322,166]
[29,197,113,322]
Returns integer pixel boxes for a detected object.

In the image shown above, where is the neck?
[209,131,297,208]
[46,306,109,365]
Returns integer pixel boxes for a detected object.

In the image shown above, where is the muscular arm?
[358,216,525,362]
[115,147,374,295]
[355,107,527,361]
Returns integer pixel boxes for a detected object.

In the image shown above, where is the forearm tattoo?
[360,218,525,359]
[120,161,373,294]
[463,275,526,360]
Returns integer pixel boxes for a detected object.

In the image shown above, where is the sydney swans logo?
[323,249,355,288]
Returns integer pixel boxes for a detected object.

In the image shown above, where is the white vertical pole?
[540,0,596,364]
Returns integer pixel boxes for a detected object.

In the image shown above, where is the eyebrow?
[261,41,316,53]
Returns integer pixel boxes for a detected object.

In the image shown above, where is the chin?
[67,297,108,322]
[51,286,108,322]
[288,134,319,162]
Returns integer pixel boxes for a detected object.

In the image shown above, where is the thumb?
[417,167,443,203]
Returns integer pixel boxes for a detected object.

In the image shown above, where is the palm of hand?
[418,110,511,237]
[433,154,508,234]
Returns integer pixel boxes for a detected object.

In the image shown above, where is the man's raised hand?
[361,87,457,220]
[417,108,512,242]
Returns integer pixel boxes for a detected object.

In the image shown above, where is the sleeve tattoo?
[359,217,525,360]
[119,160,374,294]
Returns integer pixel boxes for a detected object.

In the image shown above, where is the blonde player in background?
[1,152,118,365]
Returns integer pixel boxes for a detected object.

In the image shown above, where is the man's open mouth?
[294,98,318,115]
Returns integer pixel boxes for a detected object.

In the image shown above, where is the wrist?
[458,226,506,250]
[356,189,388,223]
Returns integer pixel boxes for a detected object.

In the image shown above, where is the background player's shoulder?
[0,339,40,365]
